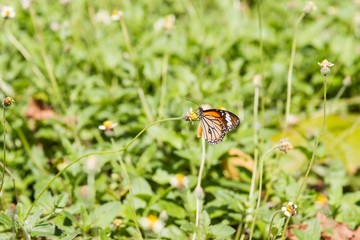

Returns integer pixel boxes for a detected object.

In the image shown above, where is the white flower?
[59,0,71,4]
[1,6,16,19]
[170,173,189,189]
[111,10,123,21]
[20,0,32,9]
[154,14,175,34]
[281,202,297,217]
[95,9,111,25]
[50,22,60,32]
[139,215,165,234]
[99,120,118,136]
[303,1,316,14]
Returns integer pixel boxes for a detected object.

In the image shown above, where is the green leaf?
[180,222,195,233]
[162,225,187,240]
[60,231,80,240]
[208,224,235,238]
[0,212,12,227]
[292,218,321,240]
[90,202,121,229]
[16,203,25,222]
[28,209,43,229]
[152,169,171,185]
[55,192,68,208]
[31,223,56,237]
[132,177,153,197]
[152,200,186,219]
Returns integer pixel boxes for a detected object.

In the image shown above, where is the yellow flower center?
[147,215,158,228]
[176,173,184,185]
[316,194,328,204]
[5,10,10,16]
[103,120,113,128]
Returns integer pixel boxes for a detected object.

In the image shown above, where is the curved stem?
[266,210,282,240]
[111,138,143,240]
[25,117,182,219]
[249,145,278,240]
[294,77,327,204]
[283,13,305,135]
[281,217,291,240]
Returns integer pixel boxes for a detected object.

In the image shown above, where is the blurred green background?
[0,0,359,239]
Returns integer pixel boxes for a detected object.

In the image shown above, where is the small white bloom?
[281,202,297,217]
[95,9,111,25]
[111,10,123,21]
[154,18,166,31]
[59,0,71,4]
[50,22,60,32]
[139,215,165,233]
[253,75,262,87]
[1,6,16,19]
[170,173,189,189]
[303,1,316,14]
[20,0,32,9]
[99,120,118,137]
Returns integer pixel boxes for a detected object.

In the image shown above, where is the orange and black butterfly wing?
[199,111,226,145]
[199,108,240,145]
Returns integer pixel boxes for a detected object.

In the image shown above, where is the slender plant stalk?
[0,106,6,192]
[266,210,282,240]
[192,137,206,240]
[283,13,305,135]
[0,162,19,203]
[119,18,154,123]
[158,36,169,118]
[111,138,143,240]
[249,85,260,200]
[281,76,328,240]
[249,145,279,240]
[15,219,31,240]
[4,27,48,87]
[25,117,182,219]
[257,2,265,151]
[29,6,67,114]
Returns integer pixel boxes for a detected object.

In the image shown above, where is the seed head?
[277,138,293,154]
[3,97,15,107]
[318,59,334,76]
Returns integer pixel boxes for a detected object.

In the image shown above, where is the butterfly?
[197,107,240,145]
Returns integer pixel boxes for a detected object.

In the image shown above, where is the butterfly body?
[197,107,240,145]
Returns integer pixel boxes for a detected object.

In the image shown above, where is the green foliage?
[0,0,359,239]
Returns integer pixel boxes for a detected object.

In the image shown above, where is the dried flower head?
[277,138,293,153]
[99,120,118,136]
[111,10,123,21]
[253,75,262,87]
[139,214,165,234]
[282,202,297,217]
[303,1,316,14]
[95,9,111,25]
[3,97,15,107]
[318,59,334,76]
[1,6,16,19]
[195,186,205,199]
[170,173,189,189]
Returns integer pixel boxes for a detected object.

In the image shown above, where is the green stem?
[281,217,290,240]
[283,13,305,136]
[281,76,328,240]
[158,36,169,118]
[192,137,206,240]
[249,85,260,200]
[266,210,282,240]
[111,138,143,240]
[249,145,279,240]
[0,106,6,192]
[29,6,67,114]
[294,77,327,204]
[25,117,182,219]
[258,2,265,152]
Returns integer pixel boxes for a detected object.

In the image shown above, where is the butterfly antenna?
[186,98,200,108]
